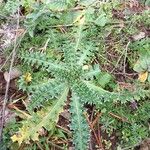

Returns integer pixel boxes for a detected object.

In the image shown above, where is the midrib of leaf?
[30,86,69,137]
[77,47,90,66]
[29,79,55,89]
[75,24,82,52]
[82,80,116,95]
[74,11,86,54]
[35,59,68,71]
[22,53,68,71]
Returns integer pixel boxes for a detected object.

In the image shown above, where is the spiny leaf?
[70,92,90,150]
[20,51,68,75]
[95,13,109,27]
[11,87,69,145]
[83,64,101,80]
[133,54,150,73]
[28,80,67,110]
[45,0,71,11]
[77,42,98,66]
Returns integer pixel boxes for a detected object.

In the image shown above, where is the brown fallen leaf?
[4,68,22,82]
[132,32,146,41]
[129,0,139,8]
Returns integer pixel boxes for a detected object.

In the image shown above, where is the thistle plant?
[11,0,150,149]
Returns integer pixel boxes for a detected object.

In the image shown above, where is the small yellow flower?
[11,133,23,146]
[23,72,32,83]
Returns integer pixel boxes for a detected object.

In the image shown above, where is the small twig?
[59,26,67,33]
[91,112,102,128]
[56,124,72,135]
[9,105,30,118]
[114,72,137,80]
[123,41,130,74]
[114,72,138,76]
[18,143,26,150]
[84,112,104,150]
[110,47,127,73]
[0,51,13,71]
[89,106,95,150]
[49,6,85,13]
[90,106,95,122]
[39,38,50,52]
[109,112,130,123]
[36,142,44,150]
[47,141,64,150]
[97,121,104,150]
[0,3,20,141]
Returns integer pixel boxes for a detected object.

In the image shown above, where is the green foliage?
[99,100,150,149]
[134,54,150,73]
[133,48,150,82]
[95,72,114,88]
[16,9,149,149]
[1,0,150,149]
[2,0,20,14]
[0,118,22,150]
